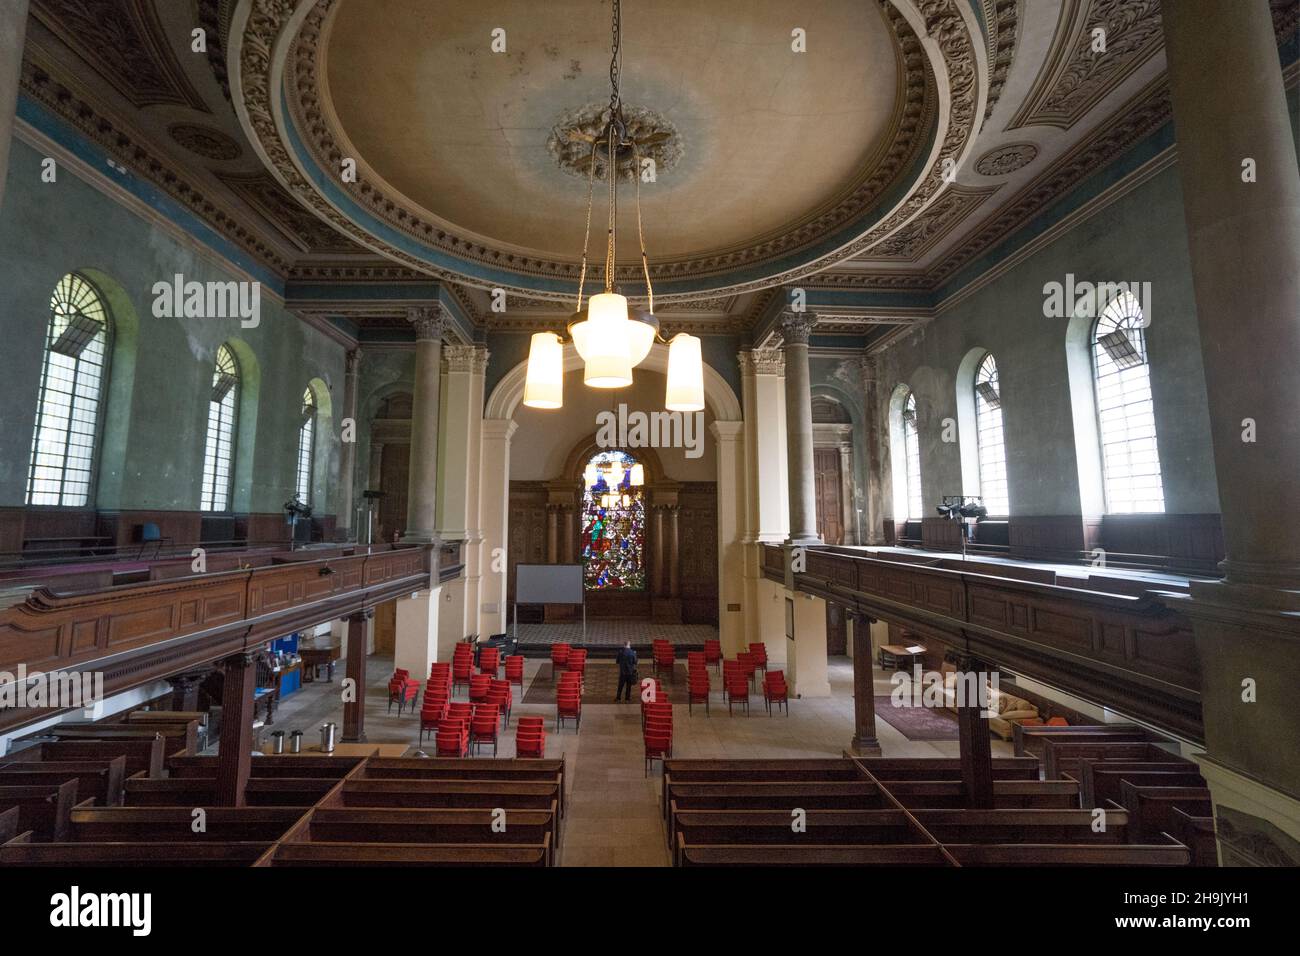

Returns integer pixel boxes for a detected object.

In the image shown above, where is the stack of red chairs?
[639,678,664,723]
[504,654,525,691]
[418,663,453,745]
[556,669,583,731]
[565,648,588,688]
[748,642,769,676]
[446,701,472,728]
[468,673,491,704]
[478,646,500,678]
[452,644,475,696]
[652,639,675,679]
[723,660,750,715]
[763,669,789,716]
[736,651,759,691]
[486,678,513,726]
[436,711,469,757]
[470,703,500,755]
[515,716,546,758]
[550,643,571,678]
[387,669,420,716]
[643,700,673,775]
[687,654,710,716]
[703,638,722,674]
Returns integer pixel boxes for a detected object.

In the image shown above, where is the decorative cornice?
[982,0,1021,121]
[442,344,490,375]
[865,185,999,260]
[407,305,447,342]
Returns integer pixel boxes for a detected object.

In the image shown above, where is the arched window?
[201,345,240,512]
[295,387,315,506]
[580,449,646,591]
[1093,292,1164,513]
[902,392,923,521]
[974,353,1010,515]
[26,274,112,506]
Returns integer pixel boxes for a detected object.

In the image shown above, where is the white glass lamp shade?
[627,315,656,367]
[629,463,645,486]
[522,332,564,409]
[582,292,633,388]
[665,332,705,411]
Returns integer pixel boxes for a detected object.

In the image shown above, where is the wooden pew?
[911,808,1130,844]
[1169,806,1218,866]
[670,806,919,860]
[0,805,18,843]
[1078,766,1205,809]
[666,782,887,812]
[946,836,1190,866]
[298,808,557,865]
[359,757,567,817]
[337,779,561,812]
[1115,781,1213,842]
[69,806,304,842]
[20,738,165,778]
[0,840,273,867]
[0,757,127,807]
[263,837,551,867]
[166,755,363,780]
[123,775,337,807]
[854,757,1041,781]
[42,721,199,758]
[1013,724,1151,758]
[662,759,866,818]
[870,780,1081,810]
[1041,740,1185,781]
[677,840,952,867]
[0,780,83,841]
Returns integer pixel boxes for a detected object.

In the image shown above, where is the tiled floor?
[256,653,1013,867]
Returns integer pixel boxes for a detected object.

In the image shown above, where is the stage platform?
[513,621,717,657]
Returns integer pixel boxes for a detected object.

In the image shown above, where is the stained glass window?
[580,450,646,591]
[26,273,111,506]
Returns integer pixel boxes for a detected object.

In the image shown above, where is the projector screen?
[515,564,584,605]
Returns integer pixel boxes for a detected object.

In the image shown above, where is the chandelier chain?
[632,141,653,315]
[575,138,599,311]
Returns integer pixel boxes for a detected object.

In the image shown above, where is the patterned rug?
[872,696,960,741]
[522,661,684,704]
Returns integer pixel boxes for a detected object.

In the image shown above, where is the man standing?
[615,641,638,702]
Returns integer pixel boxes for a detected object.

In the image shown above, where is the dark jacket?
[616,646,638,678]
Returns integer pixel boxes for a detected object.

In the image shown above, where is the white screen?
[515,564,584,604]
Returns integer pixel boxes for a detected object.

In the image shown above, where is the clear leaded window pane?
[296,388,315,506]
[902,392,923,521]
[201,345,240,512]
[975,353,1010,515]
[26,274,110,506]
[1093,292,1165,514]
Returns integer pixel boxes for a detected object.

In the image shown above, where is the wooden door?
[825,602,847,656]
[373,599,397,655]
[379,444,410,542]
[814,447,844,545]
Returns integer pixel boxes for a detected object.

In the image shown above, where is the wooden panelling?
[1100,514,1224,574]
[921,517,962,552]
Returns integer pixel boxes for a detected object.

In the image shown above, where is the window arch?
[26,273,112,506]
[973,353,1010,515]
[580,449,646,591]
[295,387,316,506]
[201,344,240,512]
[902,393,923,521]
[1092,292,1164,513]
[889,387,924,523]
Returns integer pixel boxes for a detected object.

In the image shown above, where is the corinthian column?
[781,311,821,544]
[405,306,445,542]
[337,348,361,538]
[860,355,886,545]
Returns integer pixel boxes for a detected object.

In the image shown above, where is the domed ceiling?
[320,0,904,264]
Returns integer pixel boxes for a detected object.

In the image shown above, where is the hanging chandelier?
[522,0,704,413]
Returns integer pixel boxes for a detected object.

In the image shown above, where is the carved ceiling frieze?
[217,171,367,254]
[1008,0,1163,131]
[32,0,210,112]
[168,122,243,160]
[864,184,999,260]
[981,0,1021,122]
[974,142,1039,176]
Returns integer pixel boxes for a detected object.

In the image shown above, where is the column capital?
[710,420,744,442]
[442,343,490,374]
[779,310,817,345]
[738,347,784,376]
[407,305,448,341]
[481,418,519,441]
[345,347,362,375]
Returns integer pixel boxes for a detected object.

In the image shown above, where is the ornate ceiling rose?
[547,103,682,181]
[230,0,983,301]
[974,142,1038,176]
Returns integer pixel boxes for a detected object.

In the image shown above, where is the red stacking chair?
[644,732,672,776]
[748,642,768,675]
[686,651,705,671]
[470,704,500,756]
[486,679,512,726]
[639,677,664,706]
[418,693,448,745]
[446,701,472,730]
[763,669,789,716]
[642,700,672,732]
[704,639,722,673]
[515,717,546,758]
[653,642,675,679]
[556,692,582,731]
[550,643,571,677]
[725,666,750,716]
[435,717,469,758]
[452,649,474,696]
[468,673,491,704]
[504,654,525,690]
[737,652,759,691]
[478,646,500,677]
[687,669,710,716]
[388,673,420,715]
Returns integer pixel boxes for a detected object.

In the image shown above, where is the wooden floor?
[266,653,1014,866]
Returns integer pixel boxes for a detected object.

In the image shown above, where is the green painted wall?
[0,138,348,515]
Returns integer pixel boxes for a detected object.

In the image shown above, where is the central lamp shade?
[665,332,705,411]
[582,292,633,388]
[522,332,564,409]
